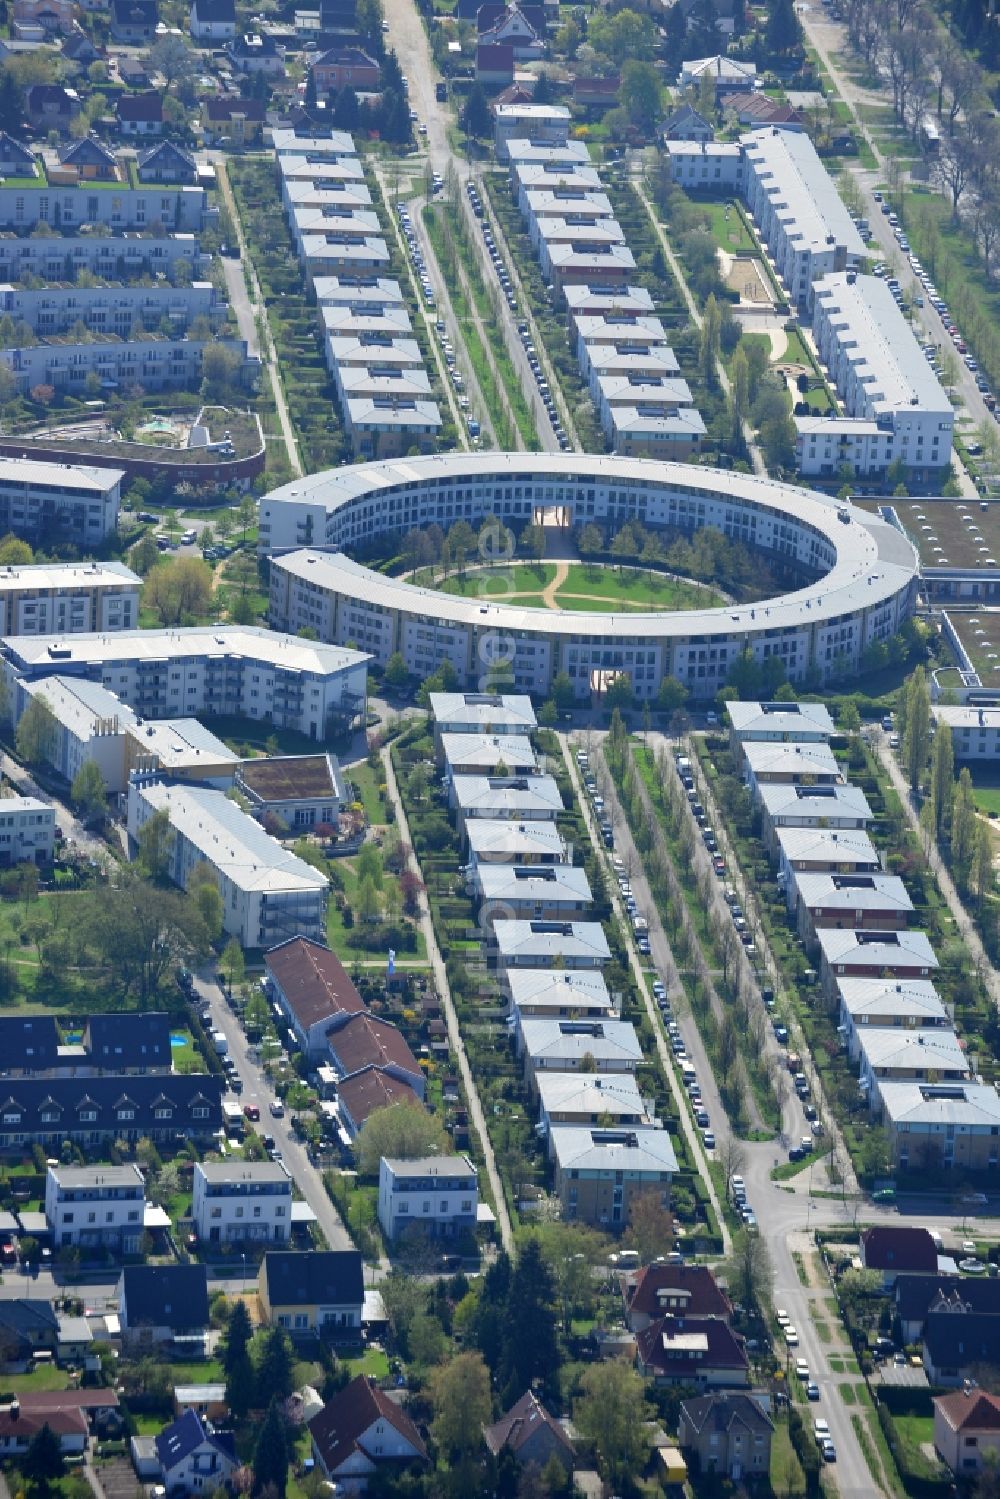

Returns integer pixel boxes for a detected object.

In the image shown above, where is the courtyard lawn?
[3,1365,76,1392]
[343,761,387,825]
[970,770,1000,817]
[325,858,427,963]
[342,1346,391,1381]
[559,563,723,610]
[422,562,723,613]
[433,562,556,598]
[702,199,756,255]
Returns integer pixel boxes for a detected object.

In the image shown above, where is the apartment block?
[0,560,139,636]
[932,705,1000,761]
[0,457,121,544]
[127,779,329,948]
[741,128,865,310]
[0,281,221,337]
[0,797,54,866]
[44,1163,146,1253]
[811,274,953,474]
[0,336,252,396]
[0,234,202,285]
[192,1162,292,1245]
[377,1155,478,1240]
[2,625,370,739]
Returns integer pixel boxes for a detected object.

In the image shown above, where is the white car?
[784,1326,799,1347]
[269,1098,284,1118]
[795,1360,809,1380]
[775,1309,790,1327]
[813,1419,830,1443]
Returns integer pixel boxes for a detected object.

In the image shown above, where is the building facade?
[192,1162,292,1245]
[44,1163,146,1253]
[377,1155,478,1240]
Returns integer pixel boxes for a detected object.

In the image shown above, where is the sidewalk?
[872,729,1000,1009]
[380,745,513,1253]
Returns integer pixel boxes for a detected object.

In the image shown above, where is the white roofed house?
[536,1072,650,1147]
[475,864,592,926]
[757,781,872,854]
[465,819,568,867]
[742,740,843,796]
[551,1126,677,1230]
[507,967,613,1024]
[440,733,537,777]
[879,1082,1000,1172]
[430,691,536,741]
[726,699,835,750]
[795,871,914,946]
[775,826,881,910]
[857,1027,970,1114]
[126,781,328,951]
[520,1017,643,1093]
[495,920,612,974]
[451,773,563,828]
[836,977,951,1061]
[816,928,940,1003]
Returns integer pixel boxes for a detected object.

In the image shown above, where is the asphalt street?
[381,0,559,451]
[192,972,355,1253]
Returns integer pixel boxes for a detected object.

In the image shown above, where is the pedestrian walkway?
[380,745,513,1253]
[873,729,1000,1009]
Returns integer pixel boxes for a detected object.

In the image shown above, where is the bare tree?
[932,35,985,133]
[718,1133,747,1194]
[937,127,982,219]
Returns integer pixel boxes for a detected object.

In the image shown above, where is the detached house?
[311,46,380,94]
[154,1410,237,1495]
[679,1392,774,1480]
[116,91,163,137]
[24,84,80,132]
[860,1226,938,1288]
[111,0,158,41]
[117,1264,210,1349]
[623,1263,732,1334]
[934,1388,1000,1474]
[637,1316,749,1388]
[484,1391,575,1473]
[309,1376,427,1494]
[189,0,235,41]
[259,1250,363,1336]
[137,141,197,185]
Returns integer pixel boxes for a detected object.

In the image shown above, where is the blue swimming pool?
[170,1033,187,1047]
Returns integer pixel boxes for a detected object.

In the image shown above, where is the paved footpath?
[380,745,513,1253]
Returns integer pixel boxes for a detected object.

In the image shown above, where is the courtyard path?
[540,559,570,609]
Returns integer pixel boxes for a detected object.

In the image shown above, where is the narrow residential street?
[561,736,730,1255]
[191,971,355,1253]
[380,0,553,451]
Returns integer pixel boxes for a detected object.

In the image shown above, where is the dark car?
[789,1145,806,1161]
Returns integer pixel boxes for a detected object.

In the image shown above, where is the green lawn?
[430,562,556,597]
[892,1413,946,1480]
[770,1420,806,1498]
[343,762,387,825]
[702,199,756,255]
[425,562,723,613]
[969,770,1000,816]
[325,856,426,962]
[3,1365,75,1392]
[342,1347,390,1380]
